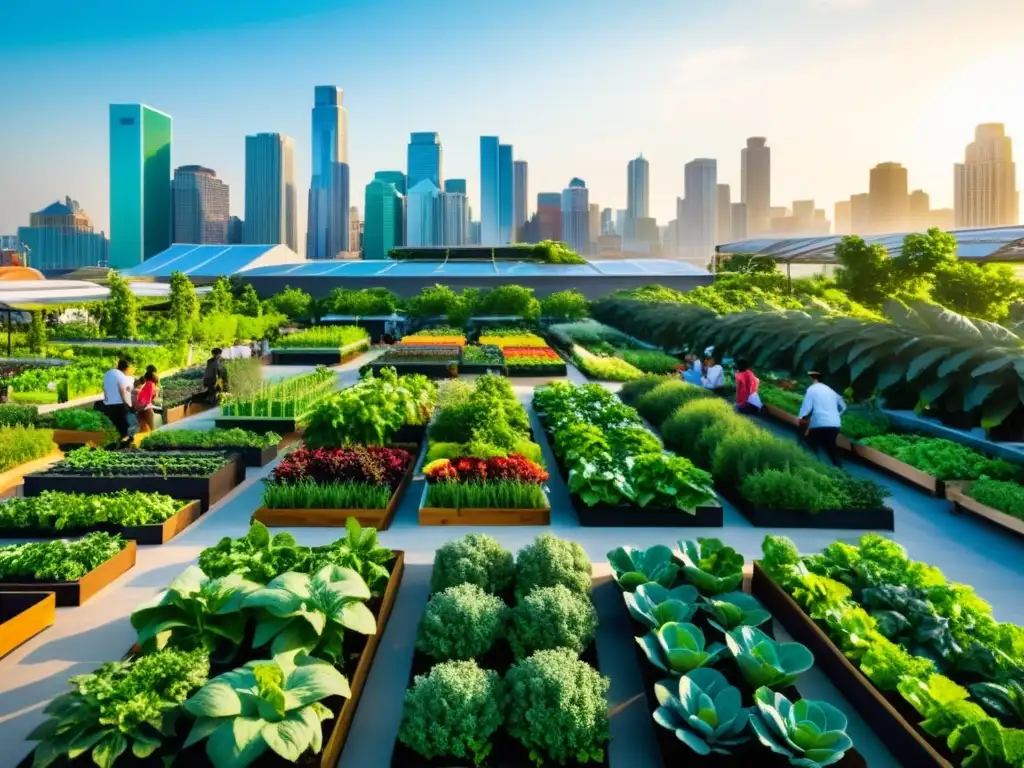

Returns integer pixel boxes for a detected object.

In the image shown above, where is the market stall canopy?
[0,279,183,310]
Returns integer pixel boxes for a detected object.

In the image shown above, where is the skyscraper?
[588,203,600,253]
[172,166,229,244]
[560,178,589,256]
[349,206,362,254]
[406,179,443,247]
[869,162,909,234]
[955,124,1019,228]
[834,200,851,235]
[850,193,871,235]
[600,208,613,235]
[307,86,350,259]
[17,196,109,270]
[498,144,514,244]
[626,154,650,244]
[513,160,528,243]
[909,190,930,230]
[442,192,469,246]
[109,104,171,268]
[681,159,718,264]
[716,184,732,245]
[741,137,770,236]
[244,133,297,251]
[363,178,403,260]
[407,133,443,191]
[530,192,562,242]
[444,179,467,195]
[730,203,748,241]
[376,171,407,196]
[480,136,500,244]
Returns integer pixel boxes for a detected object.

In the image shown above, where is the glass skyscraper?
[406,179,443,247]
[498,144,513,245]
[480,136,500,244]
[444,179,467,195]
[375,171,407,196]
[244,133,297,251]
[17,197,108,270]
[363,178,403,260]
[561,178,590,256]
[172,166,229,244]
[109,104,171,269]
[407,133,443,191]
[307,86,350,259]
[513,160,528,243]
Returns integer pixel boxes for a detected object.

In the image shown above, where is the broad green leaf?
[205,717,268,768]
[185,680,244,718]
[338,601,377,635]
[285,663,351,708]
[91,732,127,768]
[262,714,313,762]
[907,347,948,381]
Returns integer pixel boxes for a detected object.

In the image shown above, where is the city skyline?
[3,0,1024,241]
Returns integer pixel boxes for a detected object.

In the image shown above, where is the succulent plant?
[750,687,853,767]
[726,626,814,689]
[608,545,680,592]
[700,591,772,633]
[637,622,727,676]
[624,583,700,631]
[675,538,744,596]
[653,668,752,755]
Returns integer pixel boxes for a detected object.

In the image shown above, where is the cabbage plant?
[750,687,853,767]
[608,545,679,591]
[625,583,700,631]
[637,622,726,676]
[726,626,814,689]
[653,668,751,755]
[675,538,744,596]
[700,591,772,633]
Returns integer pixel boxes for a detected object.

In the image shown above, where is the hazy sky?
[2,0,1023,238]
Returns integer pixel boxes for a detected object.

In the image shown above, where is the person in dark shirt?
[201,348,228,403]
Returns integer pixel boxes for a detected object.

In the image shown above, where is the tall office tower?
[348,206,362,254]
[869,162,909,234]
[730,203,748,241]
[376,171,407,195]
[407,133,443,191]
[834,200,851,235]
[406,179,443,247]
[498,144,514,244]
[228,216,245,244]
[850,193,871,235]
[442,192,469,246]
[626,154,650,244]
[513,160,528,243]
[307,86,349,259]
[534,192,562,242]
[244,132,297,251]
[615,209,626,238]
[444,179,467,195]
[740,137,771,236]
[681,159,718,264]
[955,124,1019,228]
[468,220,481,245]
[588,203,600,251]
[600,208,613,235]
[560,178,590,256]
[909,190,930,230]
[17,196,109,270]
[480,136,500,244]
[172,166,229,244]
[716,184,732,244]
[109,104,171,268]
[363,178,404,260]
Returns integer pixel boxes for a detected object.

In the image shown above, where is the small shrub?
[416,584,506,661]
[712,426,814,488]
[618,349,682,374]
[618,375,672,407]
[515,534,592,599]
[638,380,714,427]
[431,533,515,595]
[967,477,1024,519]
[0,426,54,472]
[508,584,597,659]
[661,398,743,467]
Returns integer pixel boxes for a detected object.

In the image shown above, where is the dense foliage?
[0,490,182,531]
[48,448,231,477]
[140,428,279,450]
[507,584,598,659]
[859,434,1019,482]
[430,533,515,595]
[0,425,54,472]
[416,583,507,661]
[0,532,126,580]
[220,366,336,419]
[274,325,369,350]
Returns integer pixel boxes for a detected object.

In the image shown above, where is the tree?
[26,311,47,353]
[406,284,465,319]
[890,227,957,296]
[717,253,778,275]
[328,287,402,316]
[236,284,263,318]
[932,261,1024,322]
[100,271,139,339]
[267,285,312,322]
[168,271,199,340]
[204,276,235,315]
[834,236,895,307]
[475,285,540,323]
[540,290,590,321]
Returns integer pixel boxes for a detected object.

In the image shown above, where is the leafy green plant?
[430,533,514,595]
[424,479,547,510]
[305,517,394,594]
[0,490,181,530]
[700,592,772,633]
[198,522,308,583]
[637,622,727,676]
[726,626,814,689]
[0,403,39,427]
[540,290,590,321]
[840,410,892,441]
[49,408,116,434]
[860,434,1019,482]
[504,648,610,766]
[415,584,506,662]
[141,428,279,449]
[652,668,752,756]
[675,538,744,596]
[508,584,597,660]
[0,425,54,472]
[183,654,349,767]
[967,477,1024,520]
[572,345,644,382]
[618,348,683,374]
[0,532,125,581]
[618,375,673,407]
[607,545,679,591]
[970,680,1024,728]
[51,448,231,477]
[398,660,505,766]
[624,583,701,630]
[515,533,592,599]
[750,687,854,767]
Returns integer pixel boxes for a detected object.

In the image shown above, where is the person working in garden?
[734,359,763,414]
[798,371,846,467]
[701,354,725,390]
[199,348,228,404]
[102,358,134,442]
[680,355,703,386]
[133,368,159,433]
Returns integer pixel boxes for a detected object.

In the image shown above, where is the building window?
[119,117,135,126]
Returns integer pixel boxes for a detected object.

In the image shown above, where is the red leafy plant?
[424,454,549,485]
[273,446,412,488]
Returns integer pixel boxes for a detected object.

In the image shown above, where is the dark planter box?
[751,565,953,768]
[717,485,894,531]
[271,348,361,366]
[0,541,137,607]
[458,362,508,376]
[23,459,240,512]
[0,500,202,546]
[507,362,568,377]
[393,424,427,444]
[365,361,456,379]
[215,416,298,434]
[570,494,723,527]
[144,443,277,484]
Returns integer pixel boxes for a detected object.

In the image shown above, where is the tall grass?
[425,480,547,509]
[262,480,391,510]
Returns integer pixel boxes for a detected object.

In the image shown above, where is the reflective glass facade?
[498,143,513,245]
[480,136,500,244]
[364,179,404,260]
[307,86,350,259]
[407,133,442,191]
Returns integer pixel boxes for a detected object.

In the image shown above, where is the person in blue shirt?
[798,371,847,467]
[681,355,703,386]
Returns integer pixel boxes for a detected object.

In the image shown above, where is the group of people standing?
[101,360,159,442]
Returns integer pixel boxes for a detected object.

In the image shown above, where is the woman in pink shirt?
[134,370,159,433]
[734,359,763,414]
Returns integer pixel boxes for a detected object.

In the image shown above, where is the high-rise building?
[444,179,467,195]
[480,136,500,244]
[406,179,443,247]
[348,206,362,254]
[615,209,626,238]
[869,162,909,234]
[771,200,829,235]
[513,160,528,243]
[626,154,650,244]
[909,190,930,230]
[17,196,109,270]
[307,86,349,260]
[109,104,171,268]
[560,178,589,256]
[834,201,851,235]
[528,192,562,242]
[588,203,600,252]
[244,132,297,251]
[376,171,407,196]
[468,220,481,245]
[850,193,871,235]
[716,184,731,244]
[955,124,1019,228]
[730,203,748,241]
[681,159,718,264]
[172,165,229,244]
[363,178,403,260]
[498,144,514,244]
[442,192,469,246]
[228,216,245,244]
[407,132,443,192]
[741,137,770,236]
[600,208,614,235]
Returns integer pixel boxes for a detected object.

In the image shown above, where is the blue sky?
[1,0,1023,237]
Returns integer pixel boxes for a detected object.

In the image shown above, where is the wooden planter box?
[50,430,112,447]
[751,564,953,768]
[0,450,63,498]
[252,459,415,531]
[0,592,55,658]
[0,541,137,607]
[418,484,550,525]
[215,416,298,434]
[762,403,804,428]
[0,500,202,546]
[718,485,895,531]
[947,482,1024,538]
[144,443,278,485]
[162,401,213,425]
[22,458,239,512]
[852,444,944,496]
[570,494,723,527]
[366,361,456,379]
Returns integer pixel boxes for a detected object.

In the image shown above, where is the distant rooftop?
[121,244,304,278]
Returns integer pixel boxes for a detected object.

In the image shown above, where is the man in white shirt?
[701,355,725,390]
[798,371,847,467]
[102,358,134,441]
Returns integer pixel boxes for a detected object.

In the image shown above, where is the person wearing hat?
[798,371,846,467]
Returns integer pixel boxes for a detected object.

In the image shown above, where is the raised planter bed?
[252,455,416,531]
[851,443,944,496]
[215,416,298,434]
[570,494,723,527]
[762,403,803,429]
[0,500,203,545]
[417,484,550,525]
[0,540,137,607]
[270,343,368,366]
[717,485,895,531]
[162,401,214,425]
[144,443,278,485]
[947,482,1024,538]
[366,361,456,380]
[22,458,239,512]
[0,592,55,658]
[507,362,568,377]
[457,362,509,376]
[50,429,111,447]
[751,564,953,768]
[0,450,63,498]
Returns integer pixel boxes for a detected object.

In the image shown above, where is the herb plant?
[860,434,1019,482]
[0,490,181,530]
[515,533,592,598]
[430,533,514,595]
[0,532,126,581]
[0,425,54,472]
[140,428,279,449]
[415,583,506,661]
[198,522,308,583]
[508,584,598,660]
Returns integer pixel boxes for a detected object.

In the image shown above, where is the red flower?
[273,446,412,487]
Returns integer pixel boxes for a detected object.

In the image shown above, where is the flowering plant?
[272,446,412,487]
[479,334,548,349]
[504,347,560,360]
[425,454,549,485]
